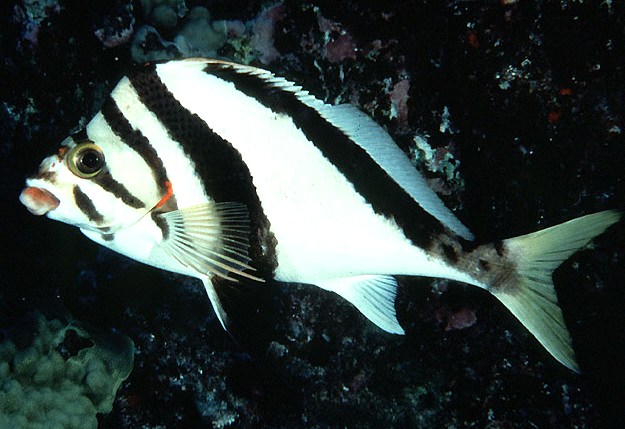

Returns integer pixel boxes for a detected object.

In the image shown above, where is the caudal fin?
[491,210,622,372]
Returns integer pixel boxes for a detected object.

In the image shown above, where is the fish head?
[20,130,164,234]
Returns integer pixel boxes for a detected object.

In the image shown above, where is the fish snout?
[19,186,60,216]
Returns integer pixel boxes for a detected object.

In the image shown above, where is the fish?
[19,58,621,372]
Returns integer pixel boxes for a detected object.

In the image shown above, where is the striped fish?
[19,58,621,371]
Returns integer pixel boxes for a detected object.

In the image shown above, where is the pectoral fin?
[158,202,264,282]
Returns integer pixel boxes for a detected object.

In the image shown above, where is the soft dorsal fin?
[314,104,474,241]
[189,58,474,240]
[317,275,405,334]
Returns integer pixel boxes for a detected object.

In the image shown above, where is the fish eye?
[67,141,105,178]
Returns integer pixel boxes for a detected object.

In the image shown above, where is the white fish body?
[20,58,621,371]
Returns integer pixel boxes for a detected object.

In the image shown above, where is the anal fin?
[318,275,405,334]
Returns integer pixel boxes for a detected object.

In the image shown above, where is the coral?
[173,7,227,58]
[411,132,464,199]
[94,1,135,48]
[0,315,134,429]
[389,78,410,128]
[14,0,61,47]
[131,6,229,62]
[250,3,285,65]
[131,25,180,62]
[130,2,287,65]
[140,0,187,29]
[324,33,357,63]
[435,305,478,331]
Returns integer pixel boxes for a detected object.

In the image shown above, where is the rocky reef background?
[1,0,624,428]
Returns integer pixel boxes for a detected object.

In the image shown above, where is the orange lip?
[19,186,60,215]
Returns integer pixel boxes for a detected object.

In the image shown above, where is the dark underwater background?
[1,1,624,427]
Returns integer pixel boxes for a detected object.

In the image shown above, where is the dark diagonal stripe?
[203,63,447,249]
[101,96,170,198]
[127,65,277,278]
[76,106,147,210]
[93,170,146,209]
[70,128,89,144]
[73,185,104,223]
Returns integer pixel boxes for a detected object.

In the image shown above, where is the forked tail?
[489,210,621,372]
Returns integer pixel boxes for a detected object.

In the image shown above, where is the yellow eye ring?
[67,141,105,178]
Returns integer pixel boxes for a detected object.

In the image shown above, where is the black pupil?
[79,150,102,172]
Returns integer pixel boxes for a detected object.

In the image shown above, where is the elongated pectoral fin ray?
[492,210,622,372]
[201,277,230,330]
[318,275,405,335]
[158,202,264,283]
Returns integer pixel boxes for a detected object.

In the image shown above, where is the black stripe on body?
[70,128,89,144]
[73,185,104,223]
[93,170,146,209]
[202,63,448,250]
[152,213,169,240]
[127,65,278,278]
[101,96,171,200]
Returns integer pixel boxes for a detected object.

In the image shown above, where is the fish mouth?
[19,186,60,216]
